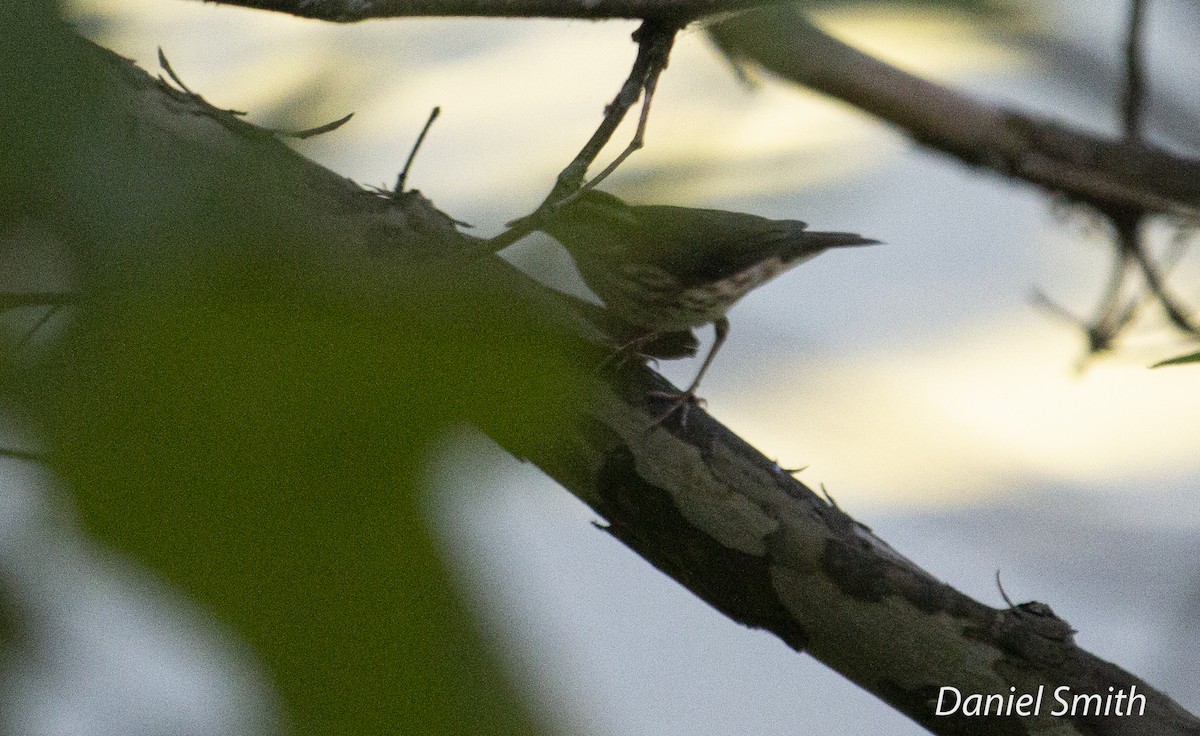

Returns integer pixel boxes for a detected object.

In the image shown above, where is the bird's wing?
[544,191,877,290]
[632,204,875,289]
[542,190,640,258]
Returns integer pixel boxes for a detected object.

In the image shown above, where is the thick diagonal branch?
[708,6,1200,216]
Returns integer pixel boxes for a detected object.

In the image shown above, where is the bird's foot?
[595,334,660,375]
[596,348,654,375]
[647,388,706,427]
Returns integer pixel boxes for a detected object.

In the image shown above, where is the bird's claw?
[596,347,656,375]
[595,334,661,375]
[647,389,705,427]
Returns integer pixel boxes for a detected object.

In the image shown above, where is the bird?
[542,189,877,421]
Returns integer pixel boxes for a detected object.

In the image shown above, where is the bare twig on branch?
[1032,222,1193,363]
[1046,0,1153,359]
[1075,0,1200,352]
[1121,217,1199,335]
[394,106,441,194]
[1111,0,1199,338]
[158,48,353,140]
[543,20,678,204]
[1031,284,1131,362]
[1089,241,1138,349]
[1122,0,1148,139]
[481,20,679,255]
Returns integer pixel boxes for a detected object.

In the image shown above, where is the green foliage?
[0,3,94,228]
[4,9,581,734]
[34,289,555,736]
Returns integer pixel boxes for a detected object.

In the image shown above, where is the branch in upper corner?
[707,5,1200,217]
[199,0,781,21]
[1062,0,1196,356]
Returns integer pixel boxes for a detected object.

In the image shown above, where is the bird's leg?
[684,316,730,396]
[649,317,729,426]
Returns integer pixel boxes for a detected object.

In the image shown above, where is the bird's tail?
[781,231,879,264]
[804,232,881,250]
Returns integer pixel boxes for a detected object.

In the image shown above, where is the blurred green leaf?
[6,17,582,736]
[0,2,99,229]
[36,289,552,735]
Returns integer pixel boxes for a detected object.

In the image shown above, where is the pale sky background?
[4,0,1200,734]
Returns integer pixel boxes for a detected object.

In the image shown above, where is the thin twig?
[478,20,679,256]
[1110,3,1197,343]
[1122,0,1148,141]
[160,47,353,141]
[395,106,441,194]
[557,76,658,206]
[1090,246,1135,336]
[1108,208,1198,337]
[1126,230,1199,335]
[995,571,1018,611]
[158,48,200,99]
[158,48,246,115]
[551,21,677,201]
[1030,288,1120,362]
[1082,219,1139,358]
[1071,2,1200,351]
[1034,217,1197,359]
[556,26,674,206]
[284,112,355,140]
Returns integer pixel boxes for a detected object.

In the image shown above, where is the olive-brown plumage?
[543,189,877,417]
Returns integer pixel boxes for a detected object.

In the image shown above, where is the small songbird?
[543,189,877,419]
